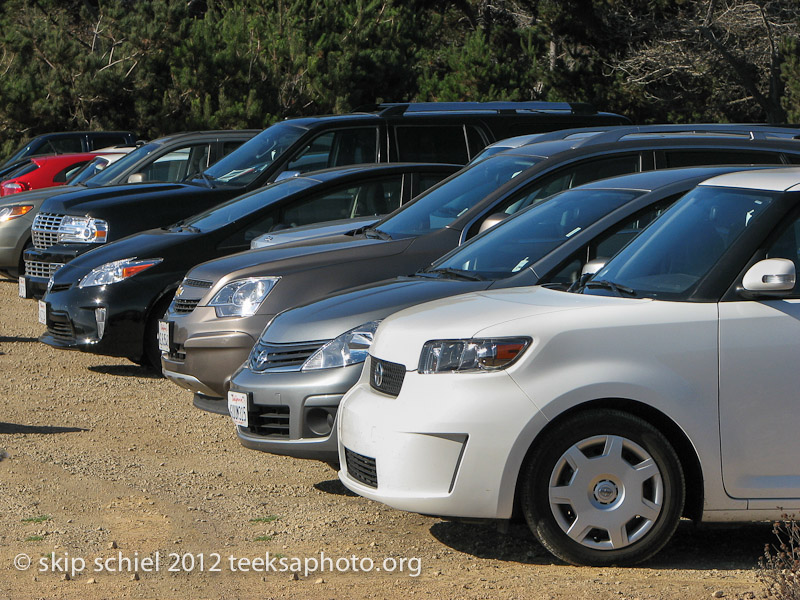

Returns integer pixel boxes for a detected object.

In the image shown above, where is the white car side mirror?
[478,212,509,235]
[741,258,796,296]
[127,173,145,183]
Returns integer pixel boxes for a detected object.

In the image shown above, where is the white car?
[337,167,800,566]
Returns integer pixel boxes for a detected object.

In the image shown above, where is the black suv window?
[285,128,379,174]
[395,125,483,163]
[90,134,130,149]
[47,138,83,154]
[766,216,800,296]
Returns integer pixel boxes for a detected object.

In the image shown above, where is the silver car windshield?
[202,123,307,186]
[430,189,642,279]
[374,154,540,239]
[590,186,777,299]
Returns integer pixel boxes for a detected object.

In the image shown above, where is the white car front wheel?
[520,409,685,566]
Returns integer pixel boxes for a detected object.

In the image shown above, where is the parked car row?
[8,105,800,568]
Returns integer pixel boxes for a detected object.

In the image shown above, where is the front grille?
[248,405,290,438]
[172,298,200,314]
[369,356,405,397]
[49,282,72,293]
[345,448,378,488]
[183,278,212,288]
[250,341,327,372]
[24,260,64,279]
[31,212,65,250]
[47,312,75,342]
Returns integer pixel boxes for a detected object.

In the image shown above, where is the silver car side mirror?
[581,258,607,278]
[127,173,145,183]
[741,258,796,296]
[478,212,509,234]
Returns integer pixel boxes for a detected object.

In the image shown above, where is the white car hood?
[370,286,651,367]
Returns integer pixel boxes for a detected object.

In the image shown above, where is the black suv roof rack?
[373,101,598,117]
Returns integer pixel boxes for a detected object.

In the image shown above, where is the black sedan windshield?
[430,188,642,279]
[589,186,777,299]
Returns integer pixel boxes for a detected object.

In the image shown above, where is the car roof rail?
[375,101,600,117]
[569,124,800,147]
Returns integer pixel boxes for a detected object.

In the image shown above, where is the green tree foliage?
[1,0,800,157]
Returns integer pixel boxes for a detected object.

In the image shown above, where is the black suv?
[22,102,630,298]
[6,130,257,283]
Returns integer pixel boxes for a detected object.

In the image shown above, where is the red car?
[0,152,113,196]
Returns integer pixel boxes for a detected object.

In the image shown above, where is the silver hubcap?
[548,434,663,551]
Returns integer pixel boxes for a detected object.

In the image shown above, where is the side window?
[285,128,378,174]
[785,154,800,165]
[415,172,450,197]
[542,199,676,287]
[218,212,276,250]
[90,134,130,149]
[277,177,403,228]
[48,138,84,153]
[766,217,800,295]
[54,161,90,183]
[466,126,488,159]
[473,154,641,236]
[661,150,783,167]
[221,140,245,156]
[395,125,470,164]
[136,144,210,182]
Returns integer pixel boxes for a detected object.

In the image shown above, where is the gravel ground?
[0,277,777,599]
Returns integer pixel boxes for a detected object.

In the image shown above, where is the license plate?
[157,320,172,353]
[38,300,47,325]
[228,391,249,427]
[18,276,26,298]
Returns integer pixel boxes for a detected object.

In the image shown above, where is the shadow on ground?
[0,335,39,343]
[314,479,359,497]
[88,364,161,379]
[429,519,775,570]
[0,423,87,435]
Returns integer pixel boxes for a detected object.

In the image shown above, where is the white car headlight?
[301,320,381,371]
[418,337,531,373]
[78,257,163,288]
[207,277,280,318]
[58,215,109,243]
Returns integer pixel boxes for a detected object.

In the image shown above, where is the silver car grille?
[249,341,328,372]
[24,260,64,279]
[31,212,66,250]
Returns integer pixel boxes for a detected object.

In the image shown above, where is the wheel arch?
[513,398,704,522]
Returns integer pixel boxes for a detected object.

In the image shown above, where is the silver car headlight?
[58,215,109,243]
[301,320,381,371]
[78,257,163,288]
[418,337,531,374]
[207,277,280,318]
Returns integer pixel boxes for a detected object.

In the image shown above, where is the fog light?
[306,408,334,437]
[95,307,107,339]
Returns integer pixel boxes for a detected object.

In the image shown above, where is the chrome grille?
[183,278,212,288]
[369,356,405,397]
[31,212,65,250]
[249,341,327,372]
[172,298,200,314]
[345,448,378,488]
[24,260,64,279]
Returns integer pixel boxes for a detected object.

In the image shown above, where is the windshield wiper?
[195,171,217,189]
[420,267,485,281]
[364,227,392,240]
[583,279,637,297]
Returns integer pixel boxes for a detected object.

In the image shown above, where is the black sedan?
[38,162,458,367]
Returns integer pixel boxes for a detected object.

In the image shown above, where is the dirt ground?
[0,277,778,599]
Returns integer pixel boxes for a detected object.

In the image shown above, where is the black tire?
[141,294,174,372]
[520,409,684,566]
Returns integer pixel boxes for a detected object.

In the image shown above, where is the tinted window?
[54,161,91,183]
[395,125,470,163]
[431,189,641,279]
[90,134,130,149]
[766,216,800,295]
[87,143,160,185]
[285,128,379,174]
[375,154,540,238]
[591,187,777,299]
[280,177,403,227]
[48,138,84,153]
[134,144,211,182]
[662,149,783,167]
